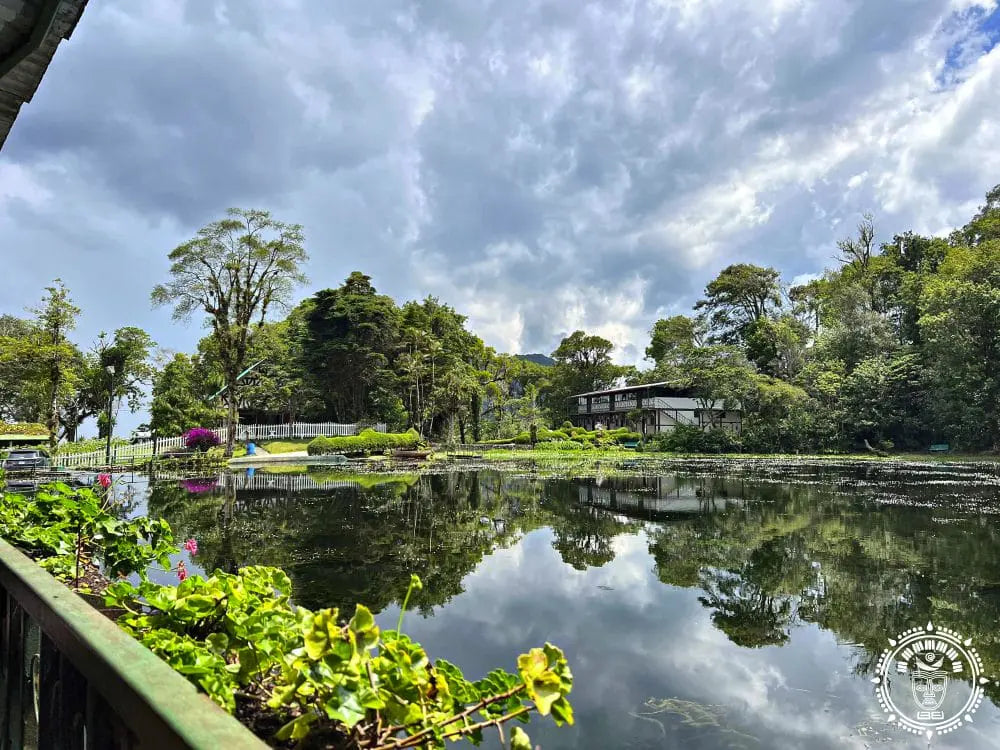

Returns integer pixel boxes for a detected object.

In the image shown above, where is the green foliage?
[1,479,575,749]
[0,422,47,436]
[54,437,129,455]
[646,315,703,365]
[308,428,423,456]
[151,208,309,455]
[919,241,1000,448]
[546,331,628,424]
[740,377,825,454]
[151,353,220,437]
[106,571,573,748]
[299,273,403,424]
[0,281,84,447]
[545,440,587,451]
[694,264,782,370]
[648,425,740,454]
[93,327,156,439]
[396,296,488,440]
[491,426,640,449]
[0,483,174,582]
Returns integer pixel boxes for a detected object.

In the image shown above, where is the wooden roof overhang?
[0,0,88,150]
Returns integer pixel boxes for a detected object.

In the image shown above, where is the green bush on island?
[547,440,587,450]
[486,426,641,449]
[0,481,574,749]
[308,428,423,456]
[646,424,741,454]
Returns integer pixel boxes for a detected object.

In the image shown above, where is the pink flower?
[183,538,198,555]
[176,560,188,582]
[97,473,112,488]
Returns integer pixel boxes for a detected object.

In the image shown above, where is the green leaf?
[510,726,532,750]
[349,604,375,633]
[550,696,574,726]
[205,632,229,654]
[275,712,316,742]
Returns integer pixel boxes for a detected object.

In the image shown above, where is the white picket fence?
[53,422,385,468]
[237,422,386,440]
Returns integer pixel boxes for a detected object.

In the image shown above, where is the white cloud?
[2,0,1000,405]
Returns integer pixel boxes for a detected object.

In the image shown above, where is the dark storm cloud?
[3,0,1000,382]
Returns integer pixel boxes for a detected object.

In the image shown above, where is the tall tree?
[954,183,1000,247]
[299,272,402,423]
[834,212,876,271]
[646,315,704,366]
[0,314,44,422]
[547,331,626,422]
[694,264,782,370]
[93,327,155,438]
[919,241,1000,448]
[29,281,81,448]
[398,297,484,436]
[151,209,307,455]
[150,353,218,436]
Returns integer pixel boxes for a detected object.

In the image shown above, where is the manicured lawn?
[258,439,312,454]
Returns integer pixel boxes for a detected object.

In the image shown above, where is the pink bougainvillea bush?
[180,478,218,494]
[184,427,220,452]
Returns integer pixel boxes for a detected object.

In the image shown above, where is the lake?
[129,460,1000,749]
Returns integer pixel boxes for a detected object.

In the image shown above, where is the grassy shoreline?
[476,447,1000,464]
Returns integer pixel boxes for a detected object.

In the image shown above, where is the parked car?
[2,448,51,470]
[131,424,153,443]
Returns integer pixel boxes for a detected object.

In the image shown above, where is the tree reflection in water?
[147,464,1000,705]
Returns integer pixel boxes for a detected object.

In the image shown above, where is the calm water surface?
[128,461,1000,749]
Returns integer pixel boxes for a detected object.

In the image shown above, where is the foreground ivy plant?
[0,481,174,584]
[107,571,573,748]
[0,481,573,747]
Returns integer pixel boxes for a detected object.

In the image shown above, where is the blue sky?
[2,0,1000,433]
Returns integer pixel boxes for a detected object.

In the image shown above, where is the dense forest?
[2,185,999,452]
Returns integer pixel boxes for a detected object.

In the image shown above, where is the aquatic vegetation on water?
[631,698,760,747]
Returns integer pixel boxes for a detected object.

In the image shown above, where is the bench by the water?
[929,443,950,452]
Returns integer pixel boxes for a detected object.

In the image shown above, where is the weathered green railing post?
[0,540,266,749]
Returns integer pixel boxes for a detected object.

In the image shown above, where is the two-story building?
[567,382,741,435]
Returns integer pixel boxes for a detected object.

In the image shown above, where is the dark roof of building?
[0,0,88,150]
[568,381,692,399]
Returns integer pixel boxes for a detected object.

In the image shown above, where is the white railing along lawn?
[53,422,385,468]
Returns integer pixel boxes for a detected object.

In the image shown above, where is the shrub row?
[645,424,741,454]
[54,437,129,455]
[0,422,47,436]
[307,428,422,456]
[489,426,642,448]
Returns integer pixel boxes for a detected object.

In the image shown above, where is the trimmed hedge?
[307,428,422,456]
[55,437,129,455]
[485,426,642,448]
[0,422,47,436]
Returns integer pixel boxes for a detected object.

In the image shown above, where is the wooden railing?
[0,539,264,749]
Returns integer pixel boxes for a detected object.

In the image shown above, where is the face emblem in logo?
[873,623,991,737]
[909,651,948,711]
